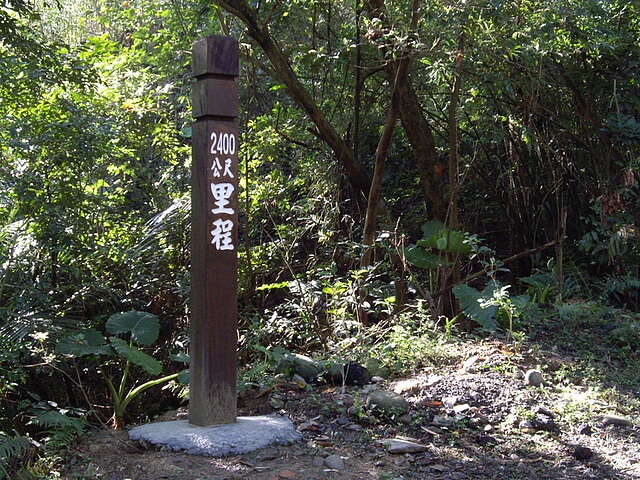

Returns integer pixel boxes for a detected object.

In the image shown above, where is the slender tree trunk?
[448,37,464,232]
[356,72,404,323]
[439,32,465,317]
[353,2,363,160]
[357,0,416,324]
[364,0,447,223]
[360,80,403,268]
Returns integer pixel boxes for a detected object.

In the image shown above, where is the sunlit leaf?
[109,337,162,375]
[56,329,115,357]
[106,311,160,346]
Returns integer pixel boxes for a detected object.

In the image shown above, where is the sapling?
[56,310,188,429]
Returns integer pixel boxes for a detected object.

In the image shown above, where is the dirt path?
[64,338,640,480]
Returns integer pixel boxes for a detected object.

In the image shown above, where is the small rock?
[335,417,349,426]
[453,403,470,414]
[578,423,593,435]
[366,390,409,414]
[276,353,322,382]
[371,376,385,383]
[519,420,536,434]
[534,405,556,418]
[297,421,319,432]
[602,414,633,427]
[475,434,497,446]
[324,454,345,470]
[365,358,391,379]
[442,396,458,409]
[531,414,558,432]
[461,355,480,372]
[398,414,413,425]
[291,373,307,388]
[394,378,421,394]
[362,384,381,394]
[432,415,453,427]
[382,438,429,454]
[468,414,489,429]
[524,369,544,387]
[572,446,594,461]
[312,456,325,467]
[364,358,384,377]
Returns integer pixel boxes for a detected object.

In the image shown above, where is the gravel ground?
[64,336,640,480]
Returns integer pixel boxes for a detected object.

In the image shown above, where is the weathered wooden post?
[190,36,239,426]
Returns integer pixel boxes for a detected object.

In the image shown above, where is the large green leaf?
[416,221,445,249]
[417,222,472,254]
[441,229,473,254]
[109,337,162,375]
[453,282,499,331]
[404,245,449,269]
[106,311,160,346]
[177,369,189,384]
[170,352,190,363]
[55,329,115,357]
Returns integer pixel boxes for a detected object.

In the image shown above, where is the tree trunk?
[364,0,447,223]
[358,56,408,324]
[216,0,371,201]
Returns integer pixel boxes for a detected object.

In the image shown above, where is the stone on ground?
[366,389,409,414]
[524,369,544,387]
[382,438,429,454]
[324,454,345,470]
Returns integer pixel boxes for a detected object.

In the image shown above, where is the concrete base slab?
[129,415,301,457]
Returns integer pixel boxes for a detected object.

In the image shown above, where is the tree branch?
[216,0,372,199]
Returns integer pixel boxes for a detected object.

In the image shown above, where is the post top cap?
[193,36,239,77]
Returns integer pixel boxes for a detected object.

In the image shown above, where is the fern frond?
[42,429,78,449]
[0,431,32,480]
[29,410,88,448]
[604,274,640,297]
[0,432,31,461]
[29,410,84,430]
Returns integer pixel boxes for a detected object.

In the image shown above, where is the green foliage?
[527,302,640,391]
[453,281,531,334]
[27,405,88,449]
[0,399,88,479]
[55,329,115,357]
[453,282,501,331]
[330,309,460,377]
[0,338,27,396]
[106,311,161,348]
[0,0,638,457]
[364,316,460,376]
[405,221,473,270]
[520,272,556,304]
[0,431,32,480]
[55,311,187,428]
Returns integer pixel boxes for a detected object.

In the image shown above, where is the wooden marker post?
[190,36,239,426]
